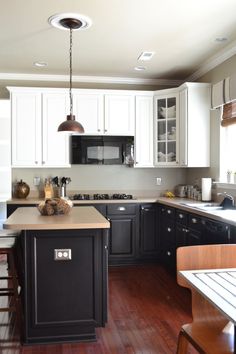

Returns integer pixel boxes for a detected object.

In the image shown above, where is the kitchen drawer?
[159,205,175,219]
[176,209,187,225]
[188,214,202,231]
[107,204,136,215]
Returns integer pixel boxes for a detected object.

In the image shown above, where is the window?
[220,122,236,183]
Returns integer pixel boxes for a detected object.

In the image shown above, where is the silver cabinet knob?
[167,251,171,256]
[167,209,172,214]
[179,214,184,219]
[167,227,171,232]
[191,218,197,224]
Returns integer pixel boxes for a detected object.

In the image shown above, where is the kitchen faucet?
[217,192,235,208]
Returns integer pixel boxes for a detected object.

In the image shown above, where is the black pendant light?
[48,14,92,133]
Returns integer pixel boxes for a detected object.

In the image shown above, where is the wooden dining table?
[179,267,236,353]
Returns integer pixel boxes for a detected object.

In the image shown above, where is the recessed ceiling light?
[134,66,146,71]
[215,37,228,43]
[48,13,92,31]
[33,61,48,67]
[138,51,155,61]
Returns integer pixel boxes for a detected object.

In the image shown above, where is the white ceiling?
[1,0,236,86]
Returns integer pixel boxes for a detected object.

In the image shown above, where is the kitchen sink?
[180,202,223,211]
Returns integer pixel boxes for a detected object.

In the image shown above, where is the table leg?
[234,325,236,354]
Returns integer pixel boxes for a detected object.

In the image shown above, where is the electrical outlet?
[33,177,40,186]
[156,177,162,185]
[54,249,72,261]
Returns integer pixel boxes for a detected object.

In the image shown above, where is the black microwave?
[70,135,134,165]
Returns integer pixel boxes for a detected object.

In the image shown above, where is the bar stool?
[0,230,21,329]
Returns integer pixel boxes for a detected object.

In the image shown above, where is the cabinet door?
[104,94,135,135]
[23,229,107,343]
[179,84,210,167]
[73,92,104,134]
[135,95,154,167]
[154,93,179,166]
[42,93,70,167]
[187,229,202,245]
[159,217,176,268]
[12,91,42,167]
[107,214,136,263]
[176,223,187,248]
[140,204,159,258]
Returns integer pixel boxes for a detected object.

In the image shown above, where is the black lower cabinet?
[107,204,138,265]
[22,228,108,344]
[176,210,203,248]
[158,205,176,269]
[139,204,159,260]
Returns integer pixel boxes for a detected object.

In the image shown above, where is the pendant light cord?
[69,27,73,116]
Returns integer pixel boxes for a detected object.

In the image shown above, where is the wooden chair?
[176,244,236,354]
[0,230,21,330]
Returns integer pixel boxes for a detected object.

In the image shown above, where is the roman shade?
[221,101,236,126]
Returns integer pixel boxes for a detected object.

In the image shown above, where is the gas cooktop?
[72,193,133,200]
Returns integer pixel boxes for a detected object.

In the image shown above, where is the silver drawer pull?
[191,218,197,224]
[179,214,184,219]
[117,206,126,211]
[167,227,172,232]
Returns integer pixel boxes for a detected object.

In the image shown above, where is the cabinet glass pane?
[167,120,176,141]
[158,121,166,140]
[157,142,166,162]
[167,142,176,162]
[157,99,166,119]
[167,98,176,119]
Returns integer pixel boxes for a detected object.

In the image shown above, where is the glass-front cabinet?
[154,92,179,166]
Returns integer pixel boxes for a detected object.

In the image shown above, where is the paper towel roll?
[201,178,212,201]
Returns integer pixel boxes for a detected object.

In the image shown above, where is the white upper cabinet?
[11,90,42,167]
[9,88,70,168]
[73,91,104,134]
[135,94,154,167]
[73,91,135,136]
[179,83,211,167]
[154,90,179,167]
[104,94,135,135]
[42,92,70,167]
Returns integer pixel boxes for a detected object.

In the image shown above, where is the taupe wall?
[12,166,186,198]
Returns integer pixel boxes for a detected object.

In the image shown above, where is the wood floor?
[0,263,197,354]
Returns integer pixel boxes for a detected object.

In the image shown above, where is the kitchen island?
[4,206,110,345]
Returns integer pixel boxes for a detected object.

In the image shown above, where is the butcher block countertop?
[3,206,110,230]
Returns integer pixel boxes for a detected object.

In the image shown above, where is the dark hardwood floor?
[0,263,197,354]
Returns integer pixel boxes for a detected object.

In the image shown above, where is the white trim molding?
[0,73,183,87]
[186,39,236,82]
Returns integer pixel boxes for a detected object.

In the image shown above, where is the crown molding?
[0,72,183,87]
[186,40,236,82]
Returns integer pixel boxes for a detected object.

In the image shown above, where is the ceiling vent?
[138,51,155,61]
